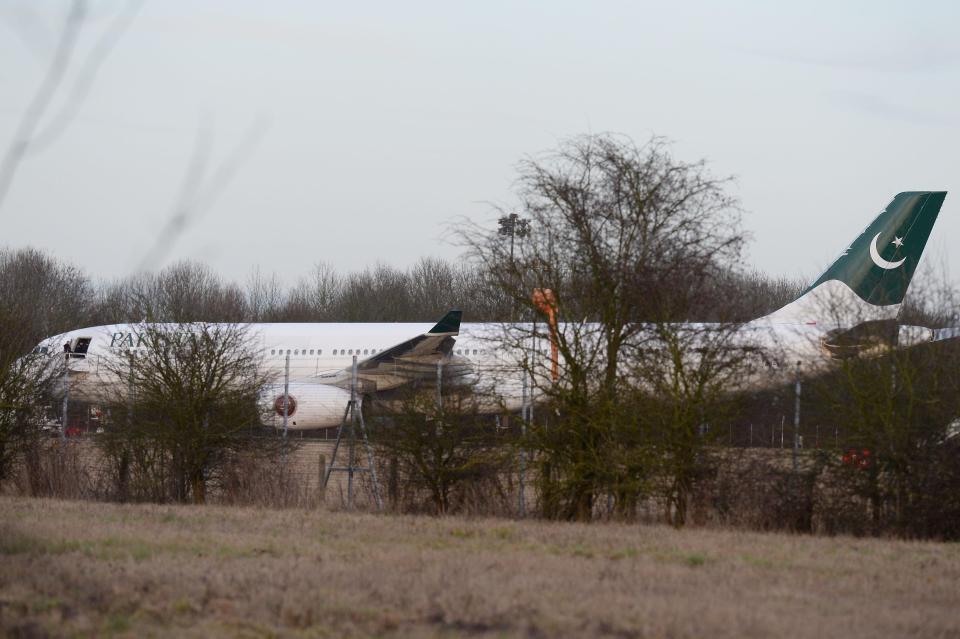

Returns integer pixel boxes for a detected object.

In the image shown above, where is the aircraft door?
[69,337,92,358]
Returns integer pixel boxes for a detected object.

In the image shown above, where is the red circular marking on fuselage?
[274,395,297,417]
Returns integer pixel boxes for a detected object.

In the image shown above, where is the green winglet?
[429,310,462,334]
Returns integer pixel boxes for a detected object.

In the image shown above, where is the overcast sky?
[1,1,958,288]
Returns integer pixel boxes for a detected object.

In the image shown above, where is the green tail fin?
[806,191,947,306]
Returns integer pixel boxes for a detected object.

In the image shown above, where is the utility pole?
[500,211,534,514]
[499,212,531,320]
[436,360,443,409]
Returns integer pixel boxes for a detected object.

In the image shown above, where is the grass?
[1,497,959,637]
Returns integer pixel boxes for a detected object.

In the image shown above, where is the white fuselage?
[38,296,937,430]
[46,318,827,394]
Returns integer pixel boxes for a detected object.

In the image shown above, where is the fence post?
[60,356,70,441]
[282,353,290,466]
[347,356,357,509]
[317,453,326,506]
[388,455,398,509]
[519,374,527,517]
[793,361,801,471]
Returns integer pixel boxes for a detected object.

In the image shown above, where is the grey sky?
[1,1,958,288]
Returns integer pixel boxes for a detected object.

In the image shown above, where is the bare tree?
[244,266,287,322]
[0,309,57,486]
[92,260,247,324]
[368,377,511,515]
[811,328,960,537]
[0,247,94,345]
[280,262,343,321]
[0,248,94,489]
[459,134,749,521]
[627,323,763,526]
[98,321,269,504]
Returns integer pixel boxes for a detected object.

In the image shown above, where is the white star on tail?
[892,236,904,248]
[870,233,907,269]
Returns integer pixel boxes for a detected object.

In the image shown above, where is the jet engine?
[259,383,352,430]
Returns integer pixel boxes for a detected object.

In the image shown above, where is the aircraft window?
[363,349,368,355]
[295,349,300,355]
[318,349,322,355]
[286,349,291,355]
[270,349,275,355]
[309,349,314,355]
[473,350,477,355]
[348,349,353,355]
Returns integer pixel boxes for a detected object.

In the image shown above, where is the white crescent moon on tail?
[869,233,906,270]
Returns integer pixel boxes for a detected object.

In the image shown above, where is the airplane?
[33,191,950,431]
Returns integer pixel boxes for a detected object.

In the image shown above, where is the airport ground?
[2,496,959,638]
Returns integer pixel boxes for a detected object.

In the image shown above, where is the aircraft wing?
[317,310,462,392]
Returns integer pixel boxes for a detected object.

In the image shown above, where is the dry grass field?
[1,497,959,638]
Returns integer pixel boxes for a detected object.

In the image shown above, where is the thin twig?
[29,0,143,154]
[0,1,86,211]
[137,114,270,273]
